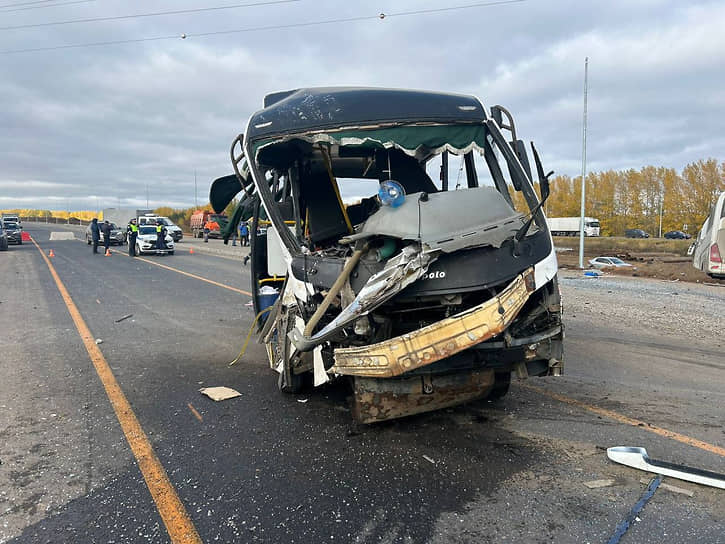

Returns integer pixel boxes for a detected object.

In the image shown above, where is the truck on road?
[547,216,600,237]
[102,208,152,234]
[190,210,227,238]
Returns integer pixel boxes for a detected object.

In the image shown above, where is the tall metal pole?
[578,57,589,269]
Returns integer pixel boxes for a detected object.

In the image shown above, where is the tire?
[277,367,305,393]
[488,371,511,401]
[136,243,142,255]
[274,307,308,394]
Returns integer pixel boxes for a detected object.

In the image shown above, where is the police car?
[134,225,175,255]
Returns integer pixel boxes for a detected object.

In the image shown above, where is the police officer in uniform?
[127,218,138,257]
[155,221,166,252]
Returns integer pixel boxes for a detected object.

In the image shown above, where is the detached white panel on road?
[49,232,76,240]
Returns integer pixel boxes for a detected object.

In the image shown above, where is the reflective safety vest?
[129,223,138,233]
[156,224,162,233]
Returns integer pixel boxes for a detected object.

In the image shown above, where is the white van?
[137,214,183,242]
[692,191,725,278]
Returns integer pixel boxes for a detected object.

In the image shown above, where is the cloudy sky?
[1,0,723,211]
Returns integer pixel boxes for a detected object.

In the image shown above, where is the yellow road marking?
[187,403,203,422]
[113,248,252,296]
[31,237,203,544]
[520,383,725,457]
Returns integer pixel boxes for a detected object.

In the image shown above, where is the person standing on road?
[90,218,101,254]
[127,218,138,257]
[240,221,249,247]
[203,218,219,243]
[102,221,112,254]
[155,221,165,251]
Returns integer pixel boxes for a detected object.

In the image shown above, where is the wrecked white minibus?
[212,87,563,422]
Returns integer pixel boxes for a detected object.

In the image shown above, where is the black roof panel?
[246,87,487,140]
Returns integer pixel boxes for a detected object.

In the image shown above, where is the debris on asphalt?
[607,446,725,489]
[114,314,133,323]
[187,402,203,422]
[584,270,602,277]
[606,475,662,544]
[584,479,616,489]
[95,338,103,344]
[639,478,694,497]
[49,231,75,241]
[96,299,101,304]
[199,386,242,401]
[423,455,436,464]
[297,398,308,403]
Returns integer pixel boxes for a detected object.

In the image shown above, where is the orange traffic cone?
[48,249,55,257]
[105,248,111,257]
[189,247,195,254]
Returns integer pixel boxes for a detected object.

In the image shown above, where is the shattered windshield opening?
[248,122,544,254]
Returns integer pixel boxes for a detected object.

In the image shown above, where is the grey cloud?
[1,0,723,210]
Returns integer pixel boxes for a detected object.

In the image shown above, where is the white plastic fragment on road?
[297,398,308,403]
[49,231,75,240]
[607,446,725,489]
[423,455,436,464]
[583,479,616,489]
[95,338,103,344]
[199,386,242,401]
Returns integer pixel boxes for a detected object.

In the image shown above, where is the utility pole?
[658,191,664,238]
[578,57,589,269]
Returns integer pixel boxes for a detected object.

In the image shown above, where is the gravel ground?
[559,271,725,344]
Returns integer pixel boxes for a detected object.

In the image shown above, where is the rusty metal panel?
[332,268,534,377]
[352,369,495,423]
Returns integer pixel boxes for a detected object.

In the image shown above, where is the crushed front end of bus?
[216,87,563,423]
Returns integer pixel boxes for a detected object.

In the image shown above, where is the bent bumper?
[332,268,535,377]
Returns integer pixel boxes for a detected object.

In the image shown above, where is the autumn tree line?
[512,158,725,236]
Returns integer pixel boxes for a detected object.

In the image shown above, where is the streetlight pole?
[578,57,589,269]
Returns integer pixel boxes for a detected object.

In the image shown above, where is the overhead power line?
[0,0,301,31]
[0,0,526,54]
[0,0,65,8]
[0,0,97,14]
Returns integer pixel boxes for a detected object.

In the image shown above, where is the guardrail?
[19,216,91,226]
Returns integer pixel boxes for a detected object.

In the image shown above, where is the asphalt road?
[1,224,723,544]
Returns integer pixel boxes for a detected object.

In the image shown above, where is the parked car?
[625,229,649,238]
[0,224,8,251]
[692,191,725,278]
[1,214,20,227]
[4,222,22,245]
[664,230,691,239]
[134,225,174,255]
[86,222,125,245]
[588,256,634,269]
